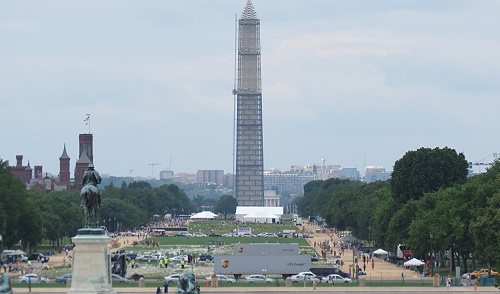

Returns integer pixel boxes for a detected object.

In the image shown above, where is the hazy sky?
[2,1,499,177]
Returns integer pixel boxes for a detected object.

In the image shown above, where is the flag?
[84,114,90,125]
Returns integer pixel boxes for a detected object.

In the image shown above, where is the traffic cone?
[474,283,477,291]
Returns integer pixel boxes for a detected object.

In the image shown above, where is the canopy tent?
[372,248,389,255]
[339,235,357,242]
[190,211,217,219]
[235,206,283,223]
[4,250,27,256]
[404,258,425,267]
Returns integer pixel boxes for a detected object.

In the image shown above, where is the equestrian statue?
[80,163,102,227]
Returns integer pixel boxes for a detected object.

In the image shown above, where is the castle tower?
[74,147,92,190]
[79,133,93,163]
[235,0,264,206]
[59,144,71,187]
[11,155,32,184]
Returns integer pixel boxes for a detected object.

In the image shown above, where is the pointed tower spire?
[241,0,258,19]
[59,143,71,187]
[59,143,70,159]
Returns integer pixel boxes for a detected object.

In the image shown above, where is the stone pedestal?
[68,229,116,294]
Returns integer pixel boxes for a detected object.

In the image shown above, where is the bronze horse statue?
[80,163,102,227]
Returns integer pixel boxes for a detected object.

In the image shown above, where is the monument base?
[68,229,116,294]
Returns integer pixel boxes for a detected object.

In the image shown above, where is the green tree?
[214,195,237,219]
[17,199,44,252]
[0,158,29,247]
[391,147,468,205]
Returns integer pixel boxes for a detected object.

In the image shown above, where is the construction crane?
[469,153,499,174]
[148,163,162,178]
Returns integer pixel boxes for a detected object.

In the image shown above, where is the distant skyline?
[2,1,499,177]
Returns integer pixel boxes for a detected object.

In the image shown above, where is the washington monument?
[234,0,264,206]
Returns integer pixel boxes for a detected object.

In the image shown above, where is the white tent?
[190,211,217,219]
[404,258,425,267]
[235,206,283,223]
[373,248,388,255]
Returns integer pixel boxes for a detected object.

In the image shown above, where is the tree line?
[0,158,196,253]
[296,147,500,273]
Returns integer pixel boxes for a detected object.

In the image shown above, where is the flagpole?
[85,113,91,134]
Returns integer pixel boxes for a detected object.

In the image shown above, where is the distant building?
[264,190,280,207]
[329,167,360,181]
[174,172,196,184]
[10,133,94,192]
[264,170,315,195]
[196,170,224,186]
[364,166,391,183]
[10,155,32,185]
[159,169,174,180]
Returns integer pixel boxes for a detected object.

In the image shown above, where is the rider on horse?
[81,163,102,227]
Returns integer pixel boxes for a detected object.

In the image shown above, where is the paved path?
[12,286,498,293]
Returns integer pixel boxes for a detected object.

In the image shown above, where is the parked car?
[169,255,188,262]
[164,273,183,284]
[149,253,166,262]
[111,274,129,283]
[290,273,321,283]
[239,232,254,237]
[243,275,275,283]
[126,253,138,260]
[208,232,222,237]
[198,254,213,262]
[137,254,152,262]
[325,274,352,283]
[174,232,192,237]
[28,253,49,263]
[192,232,207,237]
[55,273,72,284]
[469,269,500,279]
[19,274,50,284]
[205,274,236,284]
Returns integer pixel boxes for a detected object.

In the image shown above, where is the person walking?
[156,286,161,294]
[180,258,185,269]
[28,275,31,292]
[446,275,451,290]
[165,258,169,268]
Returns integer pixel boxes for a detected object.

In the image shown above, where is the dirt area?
[301,221,435,281]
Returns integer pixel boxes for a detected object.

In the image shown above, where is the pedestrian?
[163,280,169,293]
[180,258,185,269]
[28,275,32,292]
[156,286,161,294]
[371,261,375,269]
[363,263,366,272]
[446,275,451,290]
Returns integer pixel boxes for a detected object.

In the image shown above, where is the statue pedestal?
[68,229,116,294]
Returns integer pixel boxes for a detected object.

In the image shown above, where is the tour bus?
[152,229,167,236]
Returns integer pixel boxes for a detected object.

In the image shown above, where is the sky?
[2,0,500,178]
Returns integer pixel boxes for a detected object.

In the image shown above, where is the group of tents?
[372,248,424,266]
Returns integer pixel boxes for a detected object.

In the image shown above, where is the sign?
[232,243,300,255]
